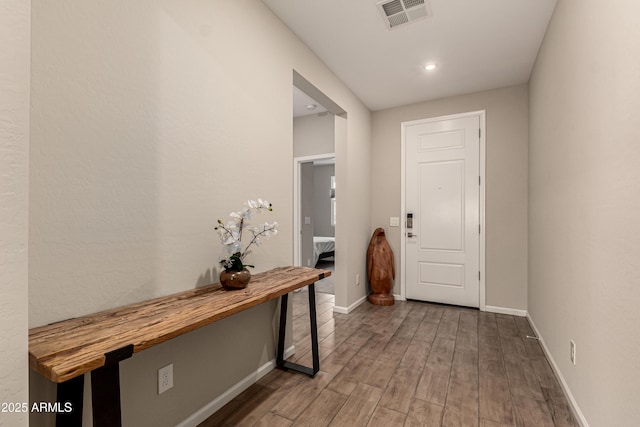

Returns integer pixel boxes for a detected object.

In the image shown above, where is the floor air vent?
[377,0,432,30]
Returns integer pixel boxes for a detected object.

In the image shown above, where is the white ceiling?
[265,0,557,111]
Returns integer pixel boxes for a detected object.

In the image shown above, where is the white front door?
[405,114,481,307]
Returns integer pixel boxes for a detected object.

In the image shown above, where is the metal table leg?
[56,375,84,427]
[55,345,133,427]
[276,282,320,377]
[90,345,133,427]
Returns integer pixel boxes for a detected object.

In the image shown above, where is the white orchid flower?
[215,198,279,271]
[240,207,252,220]
[223,230,239,245]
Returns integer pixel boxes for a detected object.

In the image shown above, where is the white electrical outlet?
[390,217,400,227]
[158,364,173,394]
[355,273,360,286]
[570,340,576,365]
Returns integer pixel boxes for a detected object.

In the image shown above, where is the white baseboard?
[485,305,528,317]
[527,315,589,427]
[333,306,348,314]
[393,293,405,301]
[176,345,296,427]
[333,294,367,314]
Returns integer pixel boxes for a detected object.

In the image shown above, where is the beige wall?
[528,0,640,425]
[371,84,529,310]
[337,113,371,307]
[29,0,370,425]
[0,1,30,426]
[293,113,335,158]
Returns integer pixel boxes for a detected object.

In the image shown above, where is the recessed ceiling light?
[424,63,437,71]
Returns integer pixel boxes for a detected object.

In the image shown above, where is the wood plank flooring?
[199,290,578,427]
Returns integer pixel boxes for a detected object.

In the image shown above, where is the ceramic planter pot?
[220,268,251,290]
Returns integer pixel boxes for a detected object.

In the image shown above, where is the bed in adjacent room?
[313,236,335,267]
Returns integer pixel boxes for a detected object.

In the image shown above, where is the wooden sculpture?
[366,227,395,306]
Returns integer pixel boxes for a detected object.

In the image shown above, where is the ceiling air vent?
[377,0,432,30]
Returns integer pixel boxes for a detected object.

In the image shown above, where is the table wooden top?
[29,266,330,383]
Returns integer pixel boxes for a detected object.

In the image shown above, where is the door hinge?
[479,224,481,234]
[478,271,481,280]
[479,128,481,138]
[479,176,481,185]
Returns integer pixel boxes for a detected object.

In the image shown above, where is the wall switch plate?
[390,217,400,227]
[304,216,311,225]
[158,364,173,394]
[355,273,360,285]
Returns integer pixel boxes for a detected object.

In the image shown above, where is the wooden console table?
[29,266,330,427]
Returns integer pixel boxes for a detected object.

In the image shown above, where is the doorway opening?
[293,154,336,295]
[292,72,346,302]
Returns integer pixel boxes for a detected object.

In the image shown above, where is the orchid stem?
[242,226,276,260]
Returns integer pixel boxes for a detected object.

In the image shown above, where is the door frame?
[293,153,336,268]
[400,110,486,310]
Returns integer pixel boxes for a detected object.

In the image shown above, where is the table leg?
[308,283,320,374]
[276,282,320,377]
[91,363,123,427]
[56,375,84,427]
[276,292,289,368]
[90,344,133,427]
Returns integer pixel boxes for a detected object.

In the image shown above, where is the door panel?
[419,262,464,288]
[405,115,480,307]
[419,160,464,251]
